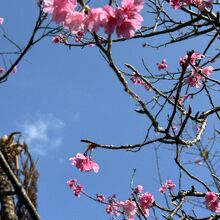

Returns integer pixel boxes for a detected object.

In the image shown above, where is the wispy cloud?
[19,113,64,156]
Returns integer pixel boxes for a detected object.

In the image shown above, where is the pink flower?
[65,11,85,34]
[13,66,17,73]
[120,200,137,220]
[52,34,66,43]
[138,192,154,209]
[102,5,118,34]
[186,76,201,88]
[115,0,144,38]
[157,59,168,70]
[138,192,154,217]
[67,178,83,197]
[0,67,4,74]
[84,8,107,33]
[134,185,144,193]
[131,75,144,85]
[74,184,83,197]
[205,192,220,212]
[106,203,120,216]
[179,51,204,67]
[67,179,77,188]
[201,66,214,77]
[0,18,4,25]
[74,31,85,42]
[97,194,105,202]
[43,0,77,24]
[42,0,54,13]
[69,153,99,173]
[169,0,192,9]
[169,0,182,9]
[166,179,176,189]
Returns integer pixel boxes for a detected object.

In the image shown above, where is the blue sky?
[0,0,218,219]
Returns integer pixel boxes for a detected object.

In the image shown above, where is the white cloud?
[19,113,64,156]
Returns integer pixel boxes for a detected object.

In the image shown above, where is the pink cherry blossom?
[73,184,83,197]
[201,66,214,77]
[0,18,4,25]
[115,0,144,38]
[138,192,154,217]
[186,75,201,88]
[120,200,137,220]
[69,153,99,173]
[159,180,176,194]
[169,0,194,9]
[43,0,77,24]
[131,74,144,85]
[67,179,77,188]
[157,59,168,70]
[74,31,85,42]
[64,11,85,34]
[67,178,83,197]
[106,203,120,216]
[84,8,107,33]
[0,67,4,74]
[52,34,66,43]
[97,194,105,202]
[102,5,118,34]
[134,185,144,193]
[138,192,154,209]
[169,0,182,9]
[106,195,120,216]
[179,51,204,67]
[13,66,17,73]
[205,192,220,212]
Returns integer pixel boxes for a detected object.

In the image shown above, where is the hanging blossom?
[0,67,4,74]
[42,0,144,38]
[130,74,151,91]
[97,194,105,202]
[0,18,4,25]
[13,66,17,74]
[186,65,214,88]
[169,0,212,10]
[52,34,67,43]
[157,59,168,70]
[134,185,144,194]
[106,195,120,217]
[69,153,100,173]
[179,51,204,68]
[67,179,83,197]
[205,192,220,212]
[138,192,154,217]
[159,180,176,194]
[115,0,144,38]
[120,200,137,220]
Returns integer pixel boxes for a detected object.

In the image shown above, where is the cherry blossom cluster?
[130,74,151,91]
[169,0,213,10]
[43,0,144,39]
[67,179,83,197]
[205,192,220,213]
[0,66,17,74]
[105,187,154,220]
[157,59,168,70]
[67,153,99,197]
[69,153,99,173]
[179,51,214,88]
[0,17,4,25]
[159,179,176,194]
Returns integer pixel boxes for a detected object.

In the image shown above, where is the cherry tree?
[0,0,220,219]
